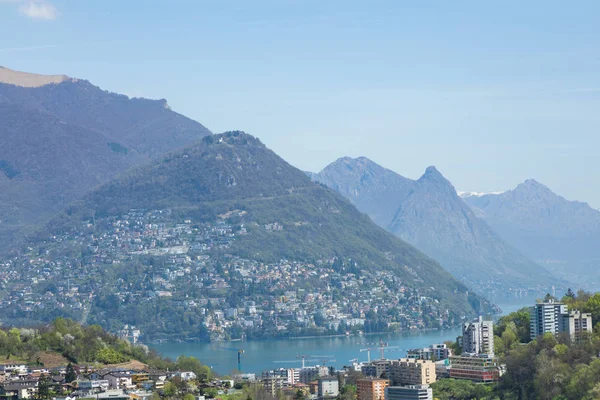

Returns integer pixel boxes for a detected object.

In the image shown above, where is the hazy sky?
[2,1,600,207]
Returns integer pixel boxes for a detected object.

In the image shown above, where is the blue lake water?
[150,293,541,375]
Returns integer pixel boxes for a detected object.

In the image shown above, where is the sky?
[2,0,600,207]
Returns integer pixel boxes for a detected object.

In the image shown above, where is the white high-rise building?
[562,310,593,340]
[462,316,494,356]
[529,299,568,339]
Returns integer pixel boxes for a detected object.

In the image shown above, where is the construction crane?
[220,347,245,371]
[360,347,373,363]
[274,354,334,369]
[361,339,400,363]
[377,338,399,360]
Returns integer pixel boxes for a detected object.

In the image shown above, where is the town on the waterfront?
[1,295,594,400]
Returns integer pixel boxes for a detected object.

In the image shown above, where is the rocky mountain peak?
[0,66,70,88]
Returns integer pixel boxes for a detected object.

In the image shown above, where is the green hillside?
[5,132,492,339]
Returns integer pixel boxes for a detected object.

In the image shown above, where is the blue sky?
[2,0,600,207]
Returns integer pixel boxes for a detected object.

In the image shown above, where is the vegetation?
[0,317,211,379]
[433,290,600,400]
[107,142,129,154]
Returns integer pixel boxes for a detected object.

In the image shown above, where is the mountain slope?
[463,180,600,287]
[387,167,553,289]
[0,101,145,245]
[0,67,211,158]
[0,67,211,251]
[5,132,492,339]
[312,157,413,227]
[311,158,557,291]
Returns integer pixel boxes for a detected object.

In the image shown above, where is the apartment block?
[389,359,436,386]
[385,385,433,400]
[462,316,494,356]
[357,378,390,400]
[448,354,501,382]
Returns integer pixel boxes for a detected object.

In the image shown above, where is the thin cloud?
[1,0,58,20]
[18,1,57,20]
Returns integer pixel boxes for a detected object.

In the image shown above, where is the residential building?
[299,367,327,384]
[262,375,287,395]
[448,354,501,382]
[407,344,451,361]
[0,380,38,399]
[357,378,390,400]
[389,359,436,386]
[530,299,568,339]
[76,379,109,393]
[462,316,494,356]
[362,360,391,379]
[104,373,133,390]
[286,368,300,385]
[562,310,593,341]
[385,385,433,400]
[317,376,339,398]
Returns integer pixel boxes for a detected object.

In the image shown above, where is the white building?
[77,379,110,393]
[385,385,433,400]
[462,316,494,356]
[407,344,451,361]
[318,377,339,398]
[530,299,568,338]
[562,310,593,340]
[286,368,300,385]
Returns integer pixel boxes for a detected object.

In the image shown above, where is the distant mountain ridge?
[312,157,413,227]
[463,180,600,288]
[0,67,211,252]
[312,158,557,290]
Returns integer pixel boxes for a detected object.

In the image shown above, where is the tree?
[36,374,51,400]
[163,382,177,398]
[65,363,77,383]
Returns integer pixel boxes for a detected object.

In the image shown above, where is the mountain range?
[311,157,557,291]
[0,66,211,250]
[3,131,492,337]
[463,181,600,288]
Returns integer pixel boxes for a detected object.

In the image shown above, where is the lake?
[150,293,541,375]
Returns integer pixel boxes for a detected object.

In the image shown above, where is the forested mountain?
[57,132,480,299]
[2,132,492,339]
[311,158,557,291]
[463,180,600,288]
[0,66,211,251]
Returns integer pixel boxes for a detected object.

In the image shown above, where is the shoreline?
[148,326,462,345]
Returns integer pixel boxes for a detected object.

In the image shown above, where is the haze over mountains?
[0,66,495,336]
[463,181,600,288]
[311,157,557,291]
[0,66,211,249]
[4,132,491,334]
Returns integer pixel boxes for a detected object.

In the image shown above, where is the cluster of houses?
[1,208,461,342]
[0,361,232,400]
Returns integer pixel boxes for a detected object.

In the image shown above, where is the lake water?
[150,293,542,375]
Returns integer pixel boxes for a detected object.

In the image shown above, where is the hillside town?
[0,209,465,342]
